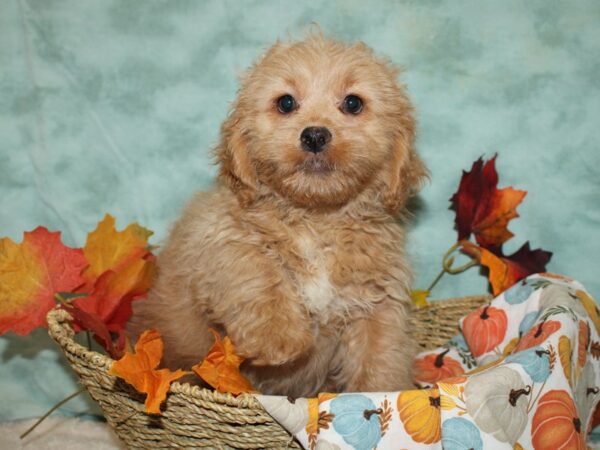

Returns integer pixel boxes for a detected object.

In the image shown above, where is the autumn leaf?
[192,329,256,395]
[109,329,188,414]
[73,255,156,332]
[461,241,552,296]
[411,290,430,308]
[64,303,126,359]
[450,156,527,250]
[0,228,87,335]
[81,214,152,287]
[75,215,156,333]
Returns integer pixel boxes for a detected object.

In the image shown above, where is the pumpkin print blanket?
[256,273,600,449]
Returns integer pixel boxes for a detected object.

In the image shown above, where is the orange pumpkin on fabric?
[397,389,441,444]
[531,389,585,450]
[515,320,561,352]
[462,305,508,357]
[415,349,465,383]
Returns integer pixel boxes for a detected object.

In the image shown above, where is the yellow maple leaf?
[83,214,152,283]
[0,238,43,317]
[411,290,430,308]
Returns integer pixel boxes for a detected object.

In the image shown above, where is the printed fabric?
[256,273,600,449]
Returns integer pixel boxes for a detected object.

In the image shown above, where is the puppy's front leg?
[208,248,314,366]
[336,298,416,391]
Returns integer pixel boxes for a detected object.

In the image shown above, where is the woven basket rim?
[46,308,265,410]
[47,294,490,397]
[414,294,490,309]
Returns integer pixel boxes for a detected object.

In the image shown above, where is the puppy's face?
[218,35,426,212]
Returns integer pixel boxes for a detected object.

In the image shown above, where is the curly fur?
[128,33,428,397]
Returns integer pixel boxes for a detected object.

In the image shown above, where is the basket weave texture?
[46,295,488,449]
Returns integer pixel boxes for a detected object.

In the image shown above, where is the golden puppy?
[128,34,427,397]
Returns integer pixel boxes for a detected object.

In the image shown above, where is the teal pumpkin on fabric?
[504,280,536,304]
[506,346,551,382]
[330,394,382,450]
[519,311,540,336]
[441,417,483,450]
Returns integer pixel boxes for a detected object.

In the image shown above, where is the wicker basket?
[46,295,489,449]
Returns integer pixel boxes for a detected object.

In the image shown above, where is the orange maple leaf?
[74,215,156,332]
[0,228,87,335]
[109,329,188,414]
[461,240,551,295]
[451,156,527,249]
[74,255,156,331]
[474,186,527,249]
[192,329,256,395]
[81,214,153,286]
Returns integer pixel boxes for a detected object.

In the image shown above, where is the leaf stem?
[444,258,478,275]
[443,241,461,260]
[442,242,478,274]
[20,388,86,439]
[426,267,446,293]
[54,293,69,305]
[425,241,479,296]
[86,330,92,351]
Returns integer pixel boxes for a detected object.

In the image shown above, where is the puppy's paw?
[234,323,314,366]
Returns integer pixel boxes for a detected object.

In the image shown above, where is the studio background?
[1,0,599,422]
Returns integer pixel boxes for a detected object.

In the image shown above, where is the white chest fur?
[296,233,336,315]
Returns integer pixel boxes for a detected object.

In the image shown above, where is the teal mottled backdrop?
[1,0,599,421]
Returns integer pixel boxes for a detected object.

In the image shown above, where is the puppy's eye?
[341,95,363,114]
[276,94,297,114]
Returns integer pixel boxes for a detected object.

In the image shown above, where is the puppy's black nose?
[300,127,332,153]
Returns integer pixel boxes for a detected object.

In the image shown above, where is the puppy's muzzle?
[300,127,332,154]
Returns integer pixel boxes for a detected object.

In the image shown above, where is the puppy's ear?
[215,109,258,207]
[382,115,429,214]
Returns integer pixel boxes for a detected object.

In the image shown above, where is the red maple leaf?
[73,254,156,332]
[450,156,527,250]
[0,228,87,335]
[73,215,156,336]
[64,303,126,359]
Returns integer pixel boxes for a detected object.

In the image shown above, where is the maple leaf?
[75,215,156,334]
[461,241,552,295]
[411,290,429,308]
[81,214,153,287]
[109,329,188,414]
[73,255,156,332]
[64,303,126,359]
[0,228,87,335]
[450,156,527,250]
[192,329,256,395]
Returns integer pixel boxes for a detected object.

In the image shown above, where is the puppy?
[128,34,428,398]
